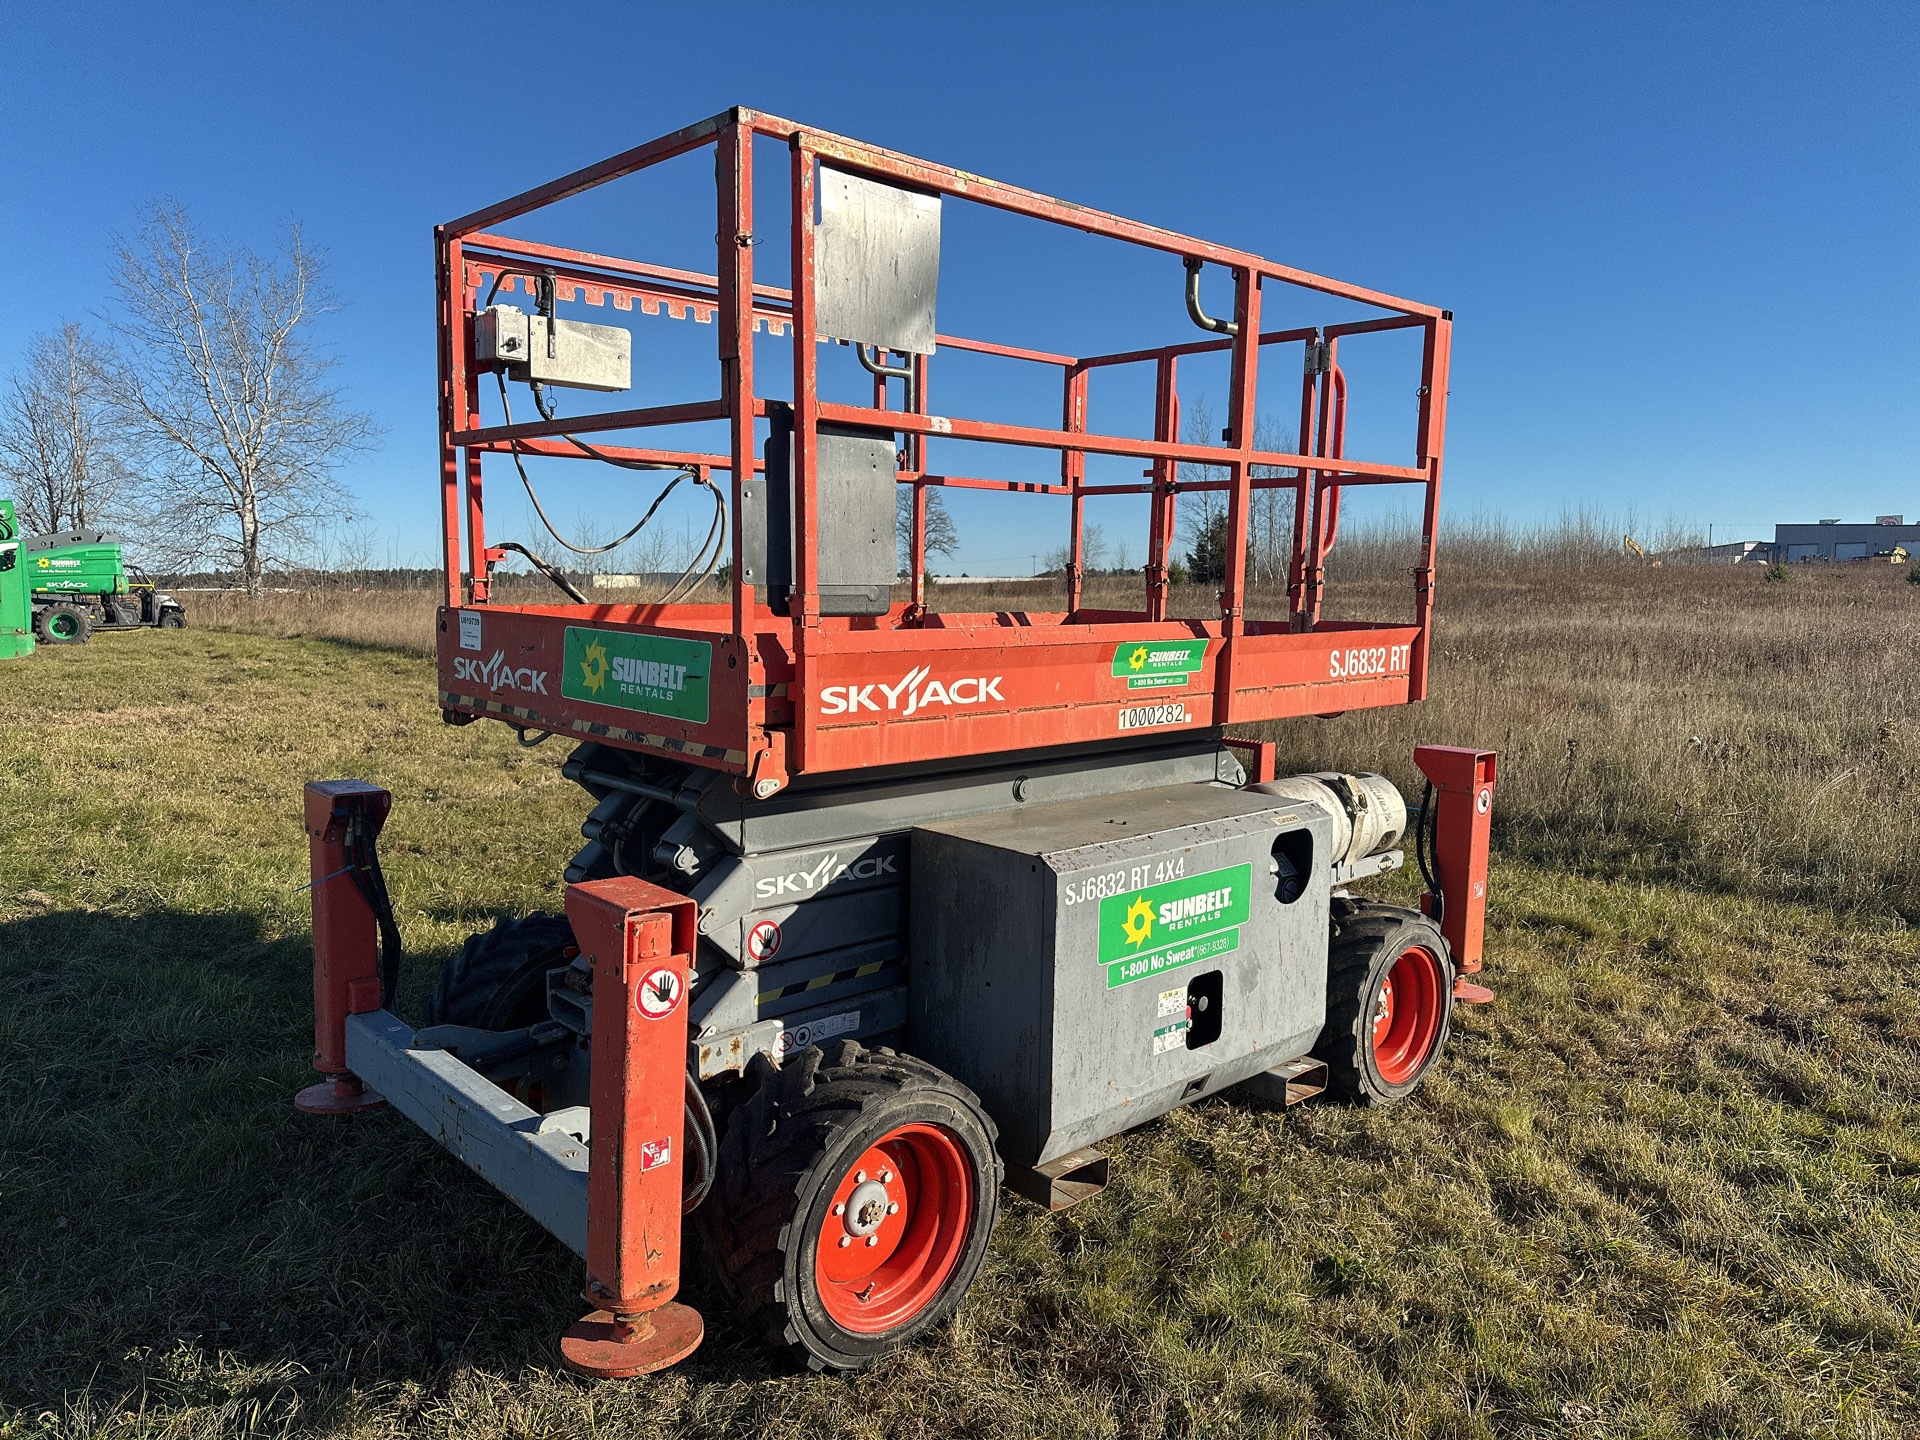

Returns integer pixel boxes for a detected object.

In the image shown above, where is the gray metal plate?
[750,407,896,618]
[815,166,940,355]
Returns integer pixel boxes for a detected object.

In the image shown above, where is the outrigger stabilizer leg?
[294,780,392,1115]
[556,876,704,1377]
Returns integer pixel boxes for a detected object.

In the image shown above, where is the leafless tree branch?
[0,323,134,534]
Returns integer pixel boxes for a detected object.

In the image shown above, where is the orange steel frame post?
[293,780,391,1116]
[559,877,703,1377]
[1414,746,1497,976]
[431,108,1454,793]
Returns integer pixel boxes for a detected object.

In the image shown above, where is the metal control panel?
[475,304,632,392]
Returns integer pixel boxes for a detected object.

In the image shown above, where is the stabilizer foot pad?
[293,1078,386,1115]
[560,1303,703,1378]
[1452,980,1495,1004]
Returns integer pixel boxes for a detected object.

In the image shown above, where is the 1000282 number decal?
[1118,701,1188,731]
[1329,643,1412,680]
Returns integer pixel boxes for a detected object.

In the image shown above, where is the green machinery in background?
[14,523,186,645]
[0,500,32,659]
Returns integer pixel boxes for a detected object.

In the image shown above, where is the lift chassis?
[296,109,1496,1376]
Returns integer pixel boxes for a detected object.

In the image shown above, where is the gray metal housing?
[908,785,1333,1167]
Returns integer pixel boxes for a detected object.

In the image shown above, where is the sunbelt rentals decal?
[1094,861,1252,990]
[1111,639,1208,691]
[820,665,1003,718]
[562,627,712,723]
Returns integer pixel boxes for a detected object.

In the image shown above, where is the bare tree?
[897,486,959,574]
[1044,521,1107,576]
[1172,398,1297,587]
[1248,414,1298,588]
[0,323,133,534]
[105,201,379,595]
[1176,396,1228,552]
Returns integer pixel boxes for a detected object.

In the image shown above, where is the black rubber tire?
[1313,904,1453,1106]
[34,603,92,645]
[421,911,574,1030]
[696,1039,1002,1372]
[158,609,186,629]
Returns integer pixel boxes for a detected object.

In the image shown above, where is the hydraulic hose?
[343,811,404,1012]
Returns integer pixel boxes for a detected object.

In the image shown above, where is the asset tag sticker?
[458,611,483,651]
[1112,639,1209,691]
[1153,1019,1192,1055]
[1098,861,1252,989]
[1118,701,1189,732]
[562,627,712,724]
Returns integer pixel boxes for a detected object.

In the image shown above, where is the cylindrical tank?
[1252,771,1407,869]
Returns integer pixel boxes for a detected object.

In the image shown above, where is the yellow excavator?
[1623,534,1662,566]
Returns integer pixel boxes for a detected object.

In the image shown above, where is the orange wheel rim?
[815,1122,975,1333]
[1371,945,1445,1084]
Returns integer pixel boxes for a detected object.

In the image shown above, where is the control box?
[908,783,1333,1167]
[474,305,632,393]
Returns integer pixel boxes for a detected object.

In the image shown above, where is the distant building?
[1773,516,1918,562]
[1652,540,1771,565]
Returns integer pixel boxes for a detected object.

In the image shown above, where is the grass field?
[2,567,1917,1439]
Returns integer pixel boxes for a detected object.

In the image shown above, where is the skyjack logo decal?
[819,666,1005,718]
[753,851,898,901]
[452,649,550,695]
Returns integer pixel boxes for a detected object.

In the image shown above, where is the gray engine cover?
[907,784,1332,1168]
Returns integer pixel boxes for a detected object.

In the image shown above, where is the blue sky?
[4,2,1914,573]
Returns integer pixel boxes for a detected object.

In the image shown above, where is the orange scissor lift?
[296,109,1496,1377]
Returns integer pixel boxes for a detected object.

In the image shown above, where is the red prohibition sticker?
[746,919,783,964]
[634,966,683,1020]
[639,1137,673,1171]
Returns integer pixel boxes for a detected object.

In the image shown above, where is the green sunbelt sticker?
[1111,639,1208,690]
[562,628,711,724]
[1098,862,1251,989]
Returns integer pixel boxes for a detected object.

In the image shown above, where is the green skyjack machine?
[0,500,34,660]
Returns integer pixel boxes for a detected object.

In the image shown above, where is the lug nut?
[865,1235,879,1247]
[832,1202,845,1215]
[854,1170,866,1183]
[887,1202,899,1214]
[879,1169,893,1183]
[839,1236,851,1248]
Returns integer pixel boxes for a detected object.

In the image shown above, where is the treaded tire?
[696,1039,1002,1372]
[422,911,574,1029]
[159,609,186,629]
[34,603,91,645]
[1313,903,1452,1106]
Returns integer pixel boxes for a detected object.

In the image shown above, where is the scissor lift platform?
[431,107,1452,794]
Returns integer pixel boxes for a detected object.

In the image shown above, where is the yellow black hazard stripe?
[759,957,902,1006]
[440,692,747,764]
